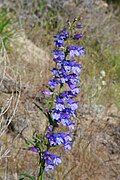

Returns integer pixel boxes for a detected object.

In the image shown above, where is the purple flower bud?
[76,22,83,29]
[42,90,53,97]
[29,146,39,153]
[74,33,83,40]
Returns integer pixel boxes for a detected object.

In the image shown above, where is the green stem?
[37,151,45,180]
[38,162,45,180]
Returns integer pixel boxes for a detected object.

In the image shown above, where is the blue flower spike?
[42,21,85,172]
[29,20,85,178]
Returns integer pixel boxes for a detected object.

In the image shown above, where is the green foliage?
[19,173,35,180]
[105,0,120,4]
[37,0,59,31]
[104,0,120,19]
[0,8,15,51]
[38,0,47,13]
[109,54,120,81]
[81,34,120,108]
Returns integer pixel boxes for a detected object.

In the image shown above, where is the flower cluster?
[42,22,85,171]
[54,28,69,47]
[46,130,72,150]
[43,151,62,172]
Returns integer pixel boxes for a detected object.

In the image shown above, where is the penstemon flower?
[54,28,69,47]
[43,151,62,172]
[46,131,73,150]
[42,20,85,174]
[25,19,85,179]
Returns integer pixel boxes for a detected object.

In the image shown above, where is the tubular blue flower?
[59,111,72,120]
[55,103,65,111]
[68,45,85,57]
[60,119,75,130]
[70,102,78,111]
[50,63,81,89]
[61,107,76,117]
[67,99,78,111]
[53,50,65,63]
[43,151,62,171]
[64,141,73,150]
[51,110,61,121]
[47,118,75,133]
[55,95,78,111]
[46,132,72,150]
[54,29,69,47]
[51,68,66,80]
[52,107,77,124]
[54,39,64,47]
[63,60,82,75]
[51,68,60,77]
[72,89,80,96]
[47,125,53,132]
[55,96,64,104]
[72,65,82,75]
[48,79,59,88]
[56,89,79,100]
[59,91,76,100]
[66,74,80,90]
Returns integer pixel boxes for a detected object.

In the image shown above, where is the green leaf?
[19,173,36,180]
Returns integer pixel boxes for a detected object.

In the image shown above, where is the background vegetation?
[0,0,120,179]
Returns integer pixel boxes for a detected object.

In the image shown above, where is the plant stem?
[38,151,45,180]
[38,164,45,180]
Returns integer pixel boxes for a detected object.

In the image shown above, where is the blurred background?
[0,0,120,179]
